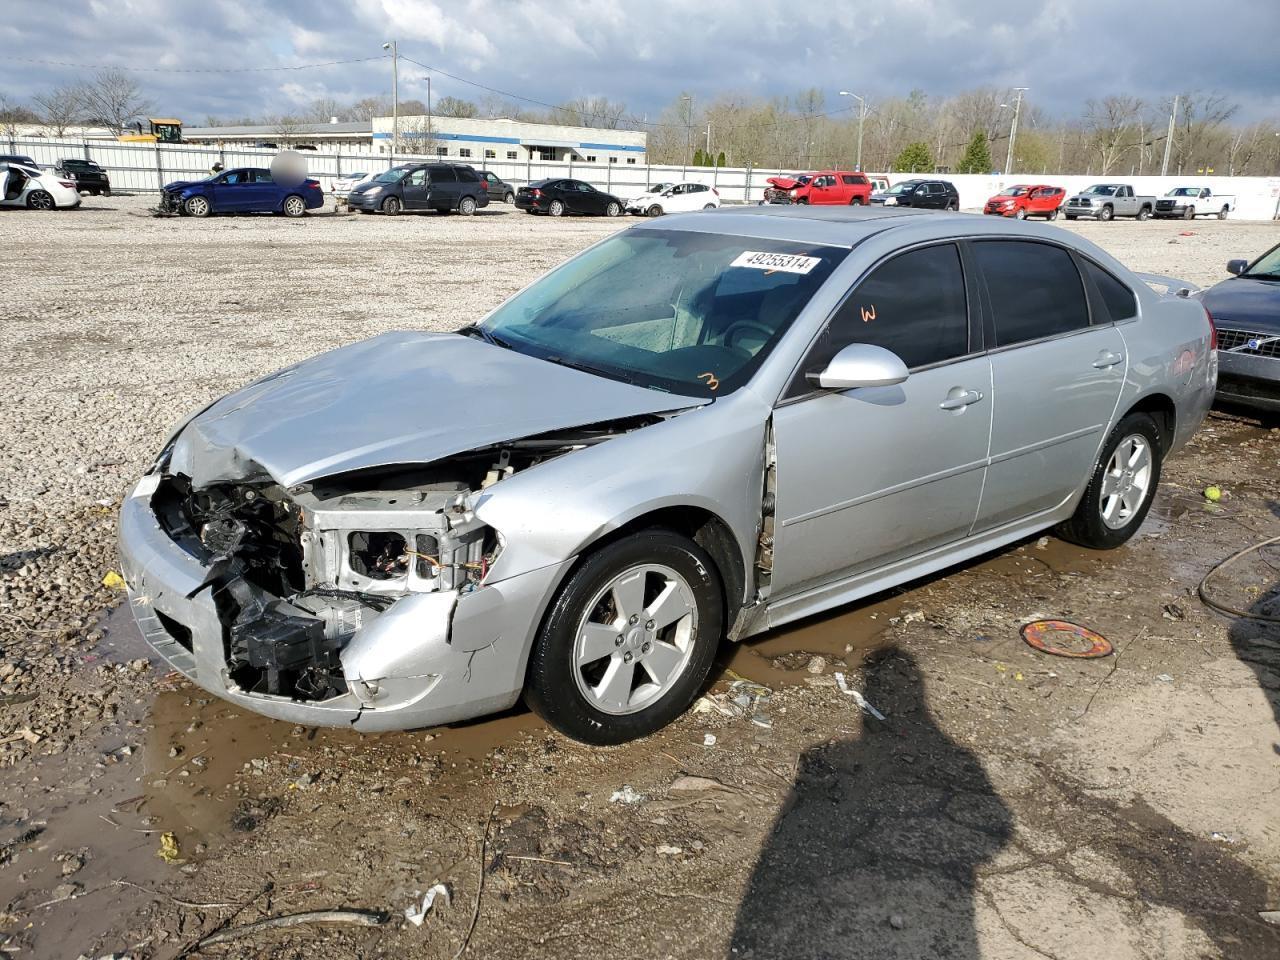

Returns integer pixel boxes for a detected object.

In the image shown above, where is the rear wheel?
[1047,207,1060,220]
[1136,206,1151,221]
[282,194,306,218]
[549,199,565,217]
[504,191,515,204]
[1217,205,1229,220]
[946,199,959,211]
[848,196,864,206]
[381,195,401,215]
[26,190,55,210]
[1056,412,1162,549]
[524,530,723,745]
[183,195,210,217]
[459,195,478,216]
[1098,204,1114,222]
[605,201,621,217]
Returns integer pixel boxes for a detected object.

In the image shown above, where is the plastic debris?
[728,679,773,728]
[102,570,127,590]
[609,785,645,805]
[403,883,450,927]
[157,832,181,863]
[1156,674,1174,683]
[1021,620,1113,659]
[833,672,886,720]
[656,845,683,855]
[1210,832,1238,845]
[1203,485,1223,503]
[702,733,717,747]
[1260,911,1280,926]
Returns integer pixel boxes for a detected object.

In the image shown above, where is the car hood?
[350,181,383,194]
[766,176,804,190]
[163,179,203,192]
[1202,277,1280,332]
[169,331,705,489]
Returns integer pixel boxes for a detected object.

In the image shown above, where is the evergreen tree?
[892,141,934,173]
[716,151,726,167]
[957,131,993,174]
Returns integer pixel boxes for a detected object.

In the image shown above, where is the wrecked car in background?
[121,207,1217,744]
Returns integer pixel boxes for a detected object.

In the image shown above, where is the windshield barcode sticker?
[730,251,822,274]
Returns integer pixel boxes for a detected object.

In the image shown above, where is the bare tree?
[32,85,84,137]
[434,96,479,119]
[556,96,628,129]
[0,94,40,137]
[1083,95,1144,174]
[341,96,392,122]
[77,68,152,136]
[267,114,306,145]
[1172,92,1239,175]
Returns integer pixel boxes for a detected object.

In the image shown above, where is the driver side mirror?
[809,343,910,390]
[1226,259,1247,276]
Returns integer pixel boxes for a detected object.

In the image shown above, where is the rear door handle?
[939,389,984,410]
[1093,351,1125,369]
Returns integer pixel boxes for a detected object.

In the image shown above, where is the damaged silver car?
[121,207,1217,743]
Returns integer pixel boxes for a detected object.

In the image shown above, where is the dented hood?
[766,176,804,190]
[169,332,703,488]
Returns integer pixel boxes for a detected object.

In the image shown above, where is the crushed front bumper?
[118,479,570,731]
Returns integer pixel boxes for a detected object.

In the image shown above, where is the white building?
[372,115,647,165]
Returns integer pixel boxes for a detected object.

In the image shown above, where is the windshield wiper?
[1242,272,1280,281]
[542,355,636,385]
[457,324,514,349]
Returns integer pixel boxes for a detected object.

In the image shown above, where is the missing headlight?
[349,531,409,580]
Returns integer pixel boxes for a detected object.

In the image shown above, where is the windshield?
[997,187,1028,197]
[1169,187,1199,197]
[478,229,847,397]
[374,167,410,183]
[885,181,918,195]
[1242,244,1280,280]
[1085,185,1118,196]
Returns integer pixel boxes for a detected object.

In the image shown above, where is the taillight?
[58,180,76,189]
[1203,305,1218,351]
[712,188,719,196]
[532,188,542,197]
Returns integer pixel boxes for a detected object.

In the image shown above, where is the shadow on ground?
[730,647,1009,959]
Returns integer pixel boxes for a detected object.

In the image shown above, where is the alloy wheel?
[571,563,698,716]
[1099,434,1152,530]
[27,191,54,210]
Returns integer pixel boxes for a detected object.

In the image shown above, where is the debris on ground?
[834,672,887,720]
[101,570,126,590]
[1021,620,1114,658]
[669,775,734,794]
[1203,484,1223,502]
[190,909,388,949]
[609,785,644,805]
[728,680,773,728]
[156,832,181,863]
[403,883,450,927]
[702,733,717,747]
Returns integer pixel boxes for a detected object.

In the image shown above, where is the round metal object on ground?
[571,563,697,715]
[1021,620,1113,658]
[1099,433,1152,529]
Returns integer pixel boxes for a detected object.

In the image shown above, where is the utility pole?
[1161,95,1178,176]
[839,91,867,171]
[427,75,432,156]
[705,122,712,159]
[382,40,398,163]
[681,95,693,168]
[1005,87,1027,175]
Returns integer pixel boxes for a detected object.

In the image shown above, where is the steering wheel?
[722,320,775,351]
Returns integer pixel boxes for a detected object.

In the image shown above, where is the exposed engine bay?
[148,418,658,703]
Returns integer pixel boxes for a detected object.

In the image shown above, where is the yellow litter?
[102,570,127,590]
[157,832,181,863]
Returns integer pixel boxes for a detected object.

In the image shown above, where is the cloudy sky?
[2,0,1277,126]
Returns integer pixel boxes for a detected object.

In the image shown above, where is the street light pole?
[1160,94,1179,176]
[839,91,866,171]
[382,41,398,164]
[1005,87,1027,175]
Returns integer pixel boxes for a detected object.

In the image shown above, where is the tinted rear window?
[1082,260,1137,323]
[455,166,479,182]
[973,241,1090,346]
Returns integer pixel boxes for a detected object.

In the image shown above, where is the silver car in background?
[120,207,1217,743]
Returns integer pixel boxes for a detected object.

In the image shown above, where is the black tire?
[183,195,211,218]
[26,190,55,211]
[102,186,112,197]
[549,199,565,217]
[703,203,716,210]
[504,191,515,204]
[459,195,478,216]
[946,200,959,211]
[1047,207,1060,220]
[1014,207,1027,220]
[525,530,724,745]
[1136,206,1151,221]
[1098,204,1114,222]
[1065,213,1077,220]
[381,195,401,215]
[605,201,621,217]
[282,194,307,218]
[1183,205,1195,220]
[849,196,864,206]
[1056,412,1163,550]
[1217,205,1229,220]
[647,204,663,217]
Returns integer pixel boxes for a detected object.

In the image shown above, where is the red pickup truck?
[763,170,874,206]
[983,184,1066,219]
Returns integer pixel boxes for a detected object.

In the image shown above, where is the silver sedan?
[119,207,1217,743]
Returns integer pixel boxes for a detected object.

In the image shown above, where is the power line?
[0,55,388,74]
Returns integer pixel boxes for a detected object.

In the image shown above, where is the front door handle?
[1093,351,1125,369]
[939,389,984,410]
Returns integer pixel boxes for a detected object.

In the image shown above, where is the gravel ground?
[0,195,1278,959]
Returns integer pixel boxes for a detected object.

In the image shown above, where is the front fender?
[473,392,770,603]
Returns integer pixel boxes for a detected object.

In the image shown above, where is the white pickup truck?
[1154,186,1235,220]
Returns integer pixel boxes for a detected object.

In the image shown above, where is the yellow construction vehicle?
[118,119,183,144]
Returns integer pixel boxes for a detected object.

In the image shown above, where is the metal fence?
[7,136,1280,216]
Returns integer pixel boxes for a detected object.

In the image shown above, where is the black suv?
[477,170,515,203]
[872,178,959,210]
[346,162,490,215]
[56,158,111,196]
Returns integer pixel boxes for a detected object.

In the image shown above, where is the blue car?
[160,167,324,218]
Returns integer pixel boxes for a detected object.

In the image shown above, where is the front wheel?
[282,194,306,218]
[102,186,112,197]
[381,195,401,215]
[647,204,663,217]
[1183,205,1195,220]
[183,195,210,217]
[604,201,621,217]
[1056,413,1162,549]
[525,530,724,745]
[1098,205,1114,222]
[703,203,716,210]
[1014,207,1027,220]
[459,195,478,216]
